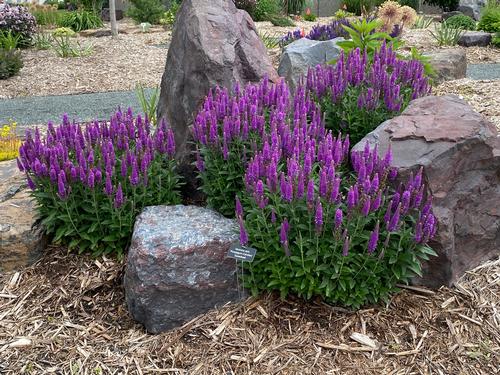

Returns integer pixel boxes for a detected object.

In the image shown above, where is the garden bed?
[0,248,498,374]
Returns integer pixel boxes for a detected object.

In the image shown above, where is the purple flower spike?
[87,169,95,189]
[361,198,371,216]
[57,170,67,199]
[271,208,276,223]
[279,218,290,257]
[315,201,323,232]
[114,183,124,208]
[368,221,379,254]
[105,173,113,196]
[307,179,315,206]
[388,203,401,232]
[235,196,243,218]
[334,208,343,230]
[239,220,249,246]
[342,236,350,257]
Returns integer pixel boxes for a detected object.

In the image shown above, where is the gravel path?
[0,89,154,134]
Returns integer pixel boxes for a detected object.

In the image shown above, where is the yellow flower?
[400,6,417,27]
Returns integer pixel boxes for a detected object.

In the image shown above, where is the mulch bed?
[0,247,498,374]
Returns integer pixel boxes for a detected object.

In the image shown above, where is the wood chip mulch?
[0,247,498,374]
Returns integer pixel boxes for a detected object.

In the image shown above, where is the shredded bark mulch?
[0,247,498,374]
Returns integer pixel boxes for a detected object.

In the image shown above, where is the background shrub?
[478,7,500,33]
[423,0,459,11]
[233,0,257,15]
[28,4,68,27]
[127,0,166,24]
[343,0,382,15]
[59,11,103,31]
[0,48,23,79]
[0,121,21,161]
[0,4,37,47]
[282,0,305,14]
[253,0,282,21]
[445,14,476,30]
[18,110,182,257]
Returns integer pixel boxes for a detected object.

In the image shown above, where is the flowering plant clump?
[377,1,417,37]
[280,18,351,48]
[0,4,37,46]
[18,109,182,257]
[0,120,21,161]
[193,78,304,217]
[305,45,430,145]
[239,125,437,307]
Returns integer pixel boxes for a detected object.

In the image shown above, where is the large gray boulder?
[353,95,500,288]
[0,160,47,272]
[424,49,467,83]
[157,0,278,163]
[278,37,344,92]
[459,0,486,20]
[124,205,241,333]
[458,31,492,47]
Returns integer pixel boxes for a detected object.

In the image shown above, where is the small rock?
[124,205,242,333]
[458,31,492,47]
[424,49,467,83]
[0,160,47,273]
[353,95,500,288]
[459,0,486,20]
[278,37,344,92]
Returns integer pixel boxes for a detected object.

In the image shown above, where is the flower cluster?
[0,4,37,45]
[377,1,417,36]
[305,45,430,145]
[240,123,436,307]
[18,109,181,256]
[280,18,351,48]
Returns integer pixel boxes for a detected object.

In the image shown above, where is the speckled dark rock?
[458,31,492,47]
[353,95,500,288]
[124,205,241,333]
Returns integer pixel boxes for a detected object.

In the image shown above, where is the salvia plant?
[238,127,437,308]
[280,18,351,48]
[18,109,182,257]
[307,45,431,145]
[192,78,298,217]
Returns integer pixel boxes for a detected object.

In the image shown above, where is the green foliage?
[51,35,94,57]
[282,0,305,14]
[445,14,476,30]
[59,11,104,32]
[303,9,317,22]
[478,7,500,33]
[31,8,68,26]
[0,31,22,50]
[135,85,160,125]
[423,0,459,11]
[33,32,53,50]
[0,48,23,80]
[269,14,295,26]
[79,0,105,12]
[258,30,281,48]
[342,0,381,15]
[159,2,180,28]
[412,15,433,29]
[493,32,500,47]
[337,18,397,57]
[334,9,355,19]
[53,27,77,37]
[253,0,281,21]
[397,0,418,9]
[408,47,436,79]
[429,21,464,46]
[127,0,166,24]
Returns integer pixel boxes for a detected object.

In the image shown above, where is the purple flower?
[235,196,243,218]
[57,170,67,199]
[368,221,379,254]
[279,218,290,257]
[114,183,124,208]
[307,179,315,206]
[271,209,276,223]
[334,208,343,230]
[342,236,350,257]
[87,169,95,189]
[315,201,323,232]
[105,173,113,196]
[239,220,249,246]
[388,203,401,232]
[361,198,371,216]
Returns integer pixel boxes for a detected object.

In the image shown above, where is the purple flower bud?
[87,169,95,189]
[319,169,327,197]
[271,209,276,223]
[239,221,249,246]
[57,170,67,199]
[347,186,356,210]
[361,198,371,216]
[342,236,350,257]
[114,183,124,208]
[279,219,290,257]
[388,168,398,181]
[334,208,343,230]
[49,166,57,183]
[315,201,323,232]
[27,175,35,190]
[307,179,315,206]
[130,161,139,186]
[401,190,411,213]
[235,196,243,218]
[388,203,401,232]
[414,221,423,243]
[368,221,379,254]
[105,173,113,196]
